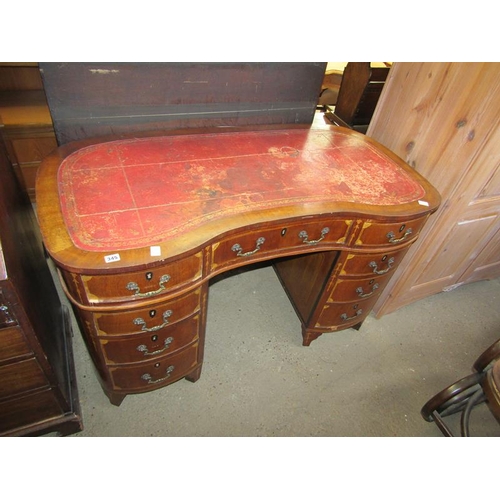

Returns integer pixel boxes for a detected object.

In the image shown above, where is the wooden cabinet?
[367,62,500,317]
[0,138,81,436]
[35,126,440,406]
[0,63,57,201]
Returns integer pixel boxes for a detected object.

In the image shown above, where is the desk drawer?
[339,248,409,277]
[212,227,283,270]
[315,295,380,329]
[328,275,393,303]
[354,216,427,247]
[78,251,203,305]
[109,342,199,391]
[212,218,351,270]
[0,326,32,362]
[280,218,351,249]
[100,314,200,364]
[94,288,201,336]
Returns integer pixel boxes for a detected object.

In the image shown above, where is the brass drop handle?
[0,304,14,324]
[136,337,174,356]
[356,283,379,298]
[141,365,174,384]
[299,227,330,245]
[369,257,395,275]
[387,228,413,244]
[126,274,170,297]
[133,310,172,332]
[340,309,363,321]
[232,237,266,257]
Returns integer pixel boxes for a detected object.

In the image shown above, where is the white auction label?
[150,246,161,256]
[104,253,121,263]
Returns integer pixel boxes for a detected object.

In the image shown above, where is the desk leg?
[105,390,126,407]
[185,281,208,383]
[302,328,324,346]
[185,365,203,382]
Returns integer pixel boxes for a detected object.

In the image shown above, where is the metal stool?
[421,338,500,436]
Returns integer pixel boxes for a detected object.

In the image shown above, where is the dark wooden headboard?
[39,62,327,145]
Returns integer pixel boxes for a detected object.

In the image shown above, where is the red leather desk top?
[57,128,426,252]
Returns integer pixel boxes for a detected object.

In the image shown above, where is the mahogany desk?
[36,126,440,406]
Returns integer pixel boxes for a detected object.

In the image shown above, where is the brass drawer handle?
[0,304,15,324]
[136,337,174,356]
[231,237,266,257]
[356,283,379,298]
[387,228,412,244]
[126,274,170,297]
[340,309,363,321]
[133,310,172,332]
[299,227,330,245]
[141,365,174,384]
[369,257,395,275]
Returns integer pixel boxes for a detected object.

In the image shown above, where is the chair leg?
[460,388,487,437]
[421,372,485,436]
[430,410,454,437]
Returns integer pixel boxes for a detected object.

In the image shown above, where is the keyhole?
[151,335,158,342]
[146,272,153,281]
[399,224,406,233]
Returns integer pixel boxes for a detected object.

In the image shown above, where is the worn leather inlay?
[57,129,425,251]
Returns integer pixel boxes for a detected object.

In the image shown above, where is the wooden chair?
[325,62,390,133]
[421,338,500,436]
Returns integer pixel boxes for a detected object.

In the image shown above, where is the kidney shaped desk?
[36,126,440,405]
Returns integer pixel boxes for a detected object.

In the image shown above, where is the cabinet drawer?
[0,326,32,362]
[212,227,283,270]
[339,248,409,277]
[100,314,200,364]
[109,342,199,391]
[0,390,63,435]
[354,216,427,247]
[328,275,393,303]
[280,218,351,249]
[0,358,49,400]
[80,251,203,304]
[94,288,201,336]
[315,295,380,329]
[212,218,351,270]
